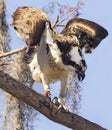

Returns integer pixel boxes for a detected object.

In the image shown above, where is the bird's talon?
[52,97,60,107]
[52,97,68,111]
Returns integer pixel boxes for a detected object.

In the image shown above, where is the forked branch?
[52,0,85,29]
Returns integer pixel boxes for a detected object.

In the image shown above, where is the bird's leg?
[52,78,68,111]
[39,74,51,100]
[45,88,51,99]
[43,84,51,100]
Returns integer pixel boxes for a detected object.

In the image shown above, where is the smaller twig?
[58,0,86,24]
[52,15,60,29]
[56,24,65,27]
[0,62,12,66]
[0,46,27,58]
[52,16,65,29]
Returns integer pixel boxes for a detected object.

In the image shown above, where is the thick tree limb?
[0,70,107,130]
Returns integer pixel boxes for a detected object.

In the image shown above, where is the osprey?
[12,7,108,108]
[28,22,87,99]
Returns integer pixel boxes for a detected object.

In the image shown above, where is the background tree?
[0,0,11,129]
[0,0,38,130]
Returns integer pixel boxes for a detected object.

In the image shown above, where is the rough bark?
[3,53,26,130]
[2,94,24,130]
[0,1,14,130]
[0,70,107,130]
[0,0,9,68]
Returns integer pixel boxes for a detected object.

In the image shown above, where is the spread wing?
[12,6,49,46]
[61,18,108,53]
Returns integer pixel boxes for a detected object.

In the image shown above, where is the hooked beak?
[76,70,85,81]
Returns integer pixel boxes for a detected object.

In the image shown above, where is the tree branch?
[0,70,107,130]
[52,15,60,29]
[0,46,27,58]
[58,0,85,24]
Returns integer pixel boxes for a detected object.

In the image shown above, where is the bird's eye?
[14,27,17,30]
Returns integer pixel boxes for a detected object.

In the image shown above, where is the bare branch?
[0,62,12,66]
[0,46,27,58]
[0,70,107,130]
[52,15,60,29]
[52,16,66,29]
[58,0,85,24]
[51,0,86,30]
[56,24,65,27]
[45,0,85,30]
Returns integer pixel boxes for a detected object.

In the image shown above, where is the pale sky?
[2,0,112,130]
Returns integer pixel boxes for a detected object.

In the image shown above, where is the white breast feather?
[45,26,62,64]
[69,46,82,64]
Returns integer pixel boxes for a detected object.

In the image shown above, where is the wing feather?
[12,6,49,46]
[61,18,108,53]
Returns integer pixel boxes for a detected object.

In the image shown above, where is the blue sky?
[4,0,112,130]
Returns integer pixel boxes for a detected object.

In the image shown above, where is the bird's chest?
[37,46,65,80]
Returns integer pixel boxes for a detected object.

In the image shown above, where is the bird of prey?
[12,6,108,108]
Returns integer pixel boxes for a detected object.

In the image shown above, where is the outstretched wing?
[12,6,49,46]
[61,18,108,53]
